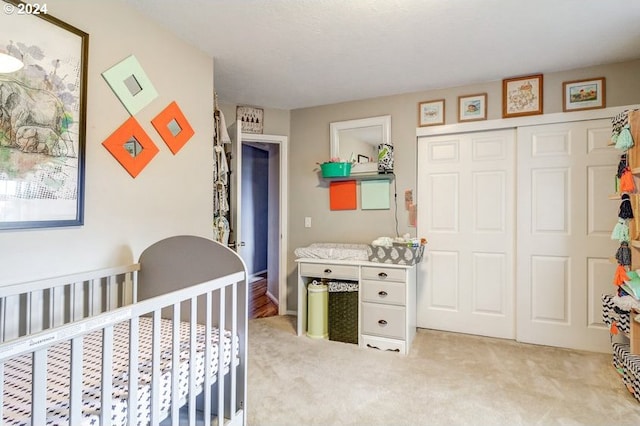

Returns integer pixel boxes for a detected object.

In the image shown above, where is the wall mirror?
[330,115,391,174]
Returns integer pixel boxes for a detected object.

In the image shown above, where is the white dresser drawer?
[361,266,406,282]
[299,263,359,280]
[361,280,405,306]
[361,302,405,340]
[361,334,406,354]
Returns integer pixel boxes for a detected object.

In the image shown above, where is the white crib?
[0,235,247,426]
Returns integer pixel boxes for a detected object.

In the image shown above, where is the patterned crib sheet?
[2,317,238,426]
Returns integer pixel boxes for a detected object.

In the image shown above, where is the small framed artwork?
[562,77,606,112]
[237,106,264,134]
[418,99,445,127]
[458,93,487,122]
[502,74,543,118]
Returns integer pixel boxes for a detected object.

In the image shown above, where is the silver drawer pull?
[378,272,388,278]
[324,268,332,274]
[378,291,388,297]
[378,319,388,326]
[366,343,400,353]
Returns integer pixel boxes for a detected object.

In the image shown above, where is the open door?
[227,120,247,260]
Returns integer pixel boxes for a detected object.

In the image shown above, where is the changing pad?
[294,243,369,261]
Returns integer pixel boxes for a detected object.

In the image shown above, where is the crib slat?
[171,303,180,425]
[217,287,226,424]
[0,296,5,342]
[107,275,117,310]
[128,316,140,426]
[69,336,83,424]
[51,286,65,327]
[31,349,47,425]
[188,296,197,426]
[31,290,44,334]
[203,291,212,426]
[230,281,238,422]
[150,309,161,425]
[0,362,5,421]
[87,279,94,317]
[24,292,32,336]
[101,326,114,425]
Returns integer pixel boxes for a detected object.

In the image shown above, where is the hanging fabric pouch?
[615,125,634,151]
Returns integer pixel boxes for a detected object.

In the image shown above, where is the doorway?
[228,122,289,319]
[242,143,279,319]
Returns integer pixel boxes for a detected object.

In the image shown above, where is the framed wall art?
[0,0,89,230]
[418,99,445,127]
[502,74,543,118]
[458,93,487,122]
[562,77,605,112]
[237,105,264,134]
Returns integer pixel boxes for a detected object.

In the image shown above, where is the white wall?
[0,0,214,286]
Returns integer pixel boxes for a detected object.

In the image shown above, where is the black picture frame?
[0,0,89,230]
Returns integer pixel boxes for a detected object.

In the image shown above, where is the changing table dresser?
[296,258,417,354]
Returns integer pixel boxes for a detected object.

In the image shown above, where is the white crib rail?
[0,264,139,343]
[0,268,245,426]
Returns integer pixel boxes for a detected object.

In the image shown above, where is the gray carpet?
[247,315,640,426]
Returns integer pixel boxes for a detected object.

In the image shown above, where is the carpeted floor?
[247,315,640,426]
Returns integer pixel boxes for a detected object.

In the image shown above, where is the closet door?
[517,119,618,352]
[416,129,516,339]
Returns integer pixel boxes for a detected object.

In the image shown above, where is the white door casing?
[417,129,516,339]
[229,120,289,314]
[516,119,618,352]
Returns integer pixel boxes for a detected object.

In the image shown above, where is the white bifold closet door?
[416,129,516,339]
[516,119,618,352]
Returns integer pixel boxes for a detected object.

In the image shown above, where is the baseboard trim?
[266,290,279,305]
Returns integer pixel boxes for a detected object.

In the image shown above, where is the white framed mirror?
[330,115,391,174]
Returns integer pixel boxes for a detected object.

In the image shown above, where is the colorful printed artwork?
[0,3,88,228]
[502,74,543,118]
[562,77,606,112]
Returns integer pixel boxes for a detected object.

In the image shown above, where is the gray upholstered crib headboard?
[137,235,247,301]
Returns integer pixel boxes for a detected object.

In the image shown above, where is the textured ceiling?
[123,0,640,110]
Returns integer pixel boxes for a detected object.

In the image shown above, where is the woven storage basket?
[328,282,358,344]
[367,244,425,265]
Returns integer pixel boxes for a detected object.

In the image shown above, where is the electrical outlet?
[304,217,312,228]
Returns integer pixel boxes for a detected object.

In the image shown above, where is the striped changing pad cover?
[2,317,238,425]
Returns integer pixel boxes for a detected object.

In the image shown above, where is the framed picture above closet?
[562,77,606,112]
[502,74,543,118]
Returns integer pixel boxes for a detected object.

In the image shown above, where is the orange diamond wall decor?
[151,101,195,155]
[102,117,159,178]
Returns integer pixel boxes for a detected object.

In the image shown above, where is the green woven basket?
[328,290,358,344]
